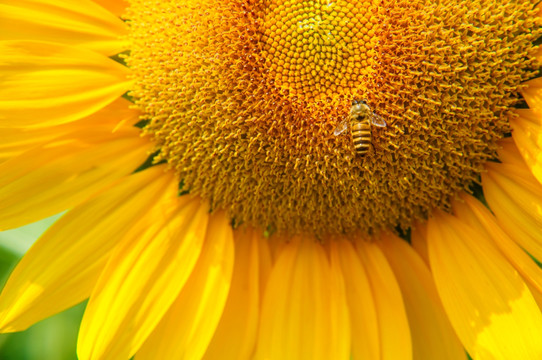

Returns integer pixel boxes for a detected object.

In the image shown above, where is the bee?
[334,99,387,157]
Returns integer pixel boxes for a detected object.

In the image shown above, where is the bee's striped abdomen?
[351,119,371,157]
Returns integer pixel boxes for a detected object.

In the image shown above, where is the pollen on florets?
[126,0,540,237]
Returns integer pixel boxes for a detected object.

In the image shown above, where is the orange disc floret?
[127,0,541,237]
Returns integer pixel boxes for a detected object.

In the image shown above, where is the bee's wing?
[370,113,387,127]
[334,119,349,135]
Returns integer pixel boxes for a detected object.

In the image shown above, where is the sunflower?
[1,0,542,359]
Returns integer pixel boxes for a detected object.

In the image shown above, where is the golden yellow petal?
[0,97,138,163]
[0,165,177,332]
[331,239,380,360]
[453,194,542,312]
[511,109,542,185]
[203,227,266,360]
[378,233,466,360]
[92,0,128,17]
[483,161,542,262]
[355,240,412,360]
[0,41,130,128]
[428,210,542,359]
[77,197,210,360]
[255,238,350,360]
[136,210,234,360]
[0,124,152,230]
[0,0,127,55]
[411,221,430,268]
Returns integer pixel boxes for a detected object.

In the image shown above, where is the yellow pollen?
[126,0,540,237]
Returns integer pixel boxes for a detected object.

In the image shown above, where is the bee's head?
[352,99,368,106]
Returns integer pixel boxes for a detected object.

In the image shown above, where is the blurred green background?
[0,215,83,360]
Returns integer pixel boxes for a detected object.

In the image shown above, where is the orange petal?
[428,210,542,359]
[136,210,234,360]
[0,97,138,163]
[331,239,380,360]
[203,227,268,360]
[0,41,130,128]
[77,197,210,360]
[0,0,127,55]
[0,124,152,230]
[0,165,177,332]
[483,161,542,262]
[378,233,466,360]
[255,238,351,360]
[453,194,542,312]
[355,240,412,360]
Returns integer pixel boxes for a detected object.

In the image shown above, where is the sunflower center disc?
[127,0,540,237]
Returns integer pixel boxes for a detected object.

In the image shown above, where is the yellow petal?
[511,109,542,185]
[355,240,412,360]
[495,137,542,188]
[0,124,152,230]
[255,238,351,360]
[202,228,267,360]
[0,97,138,162]
[331,239,380,360]
[137,210,234,360]
[496,136,527,165]
[0,41,130,128]
[411,221,430,268]
[483,161,542,262]
[522,77,542,111]
[77,197,210,360]
[527,282,542,311]
[427,210,542,359]
[0,0,127,55]
[266,232,289,263]
[378,233,466,360]
[453,194,542,311]
[0,165,177,332]
[256,231,273,300]
[93,0,128,17]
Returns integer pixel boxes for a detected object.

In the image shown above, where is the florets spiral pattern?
[127,0,540,237]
